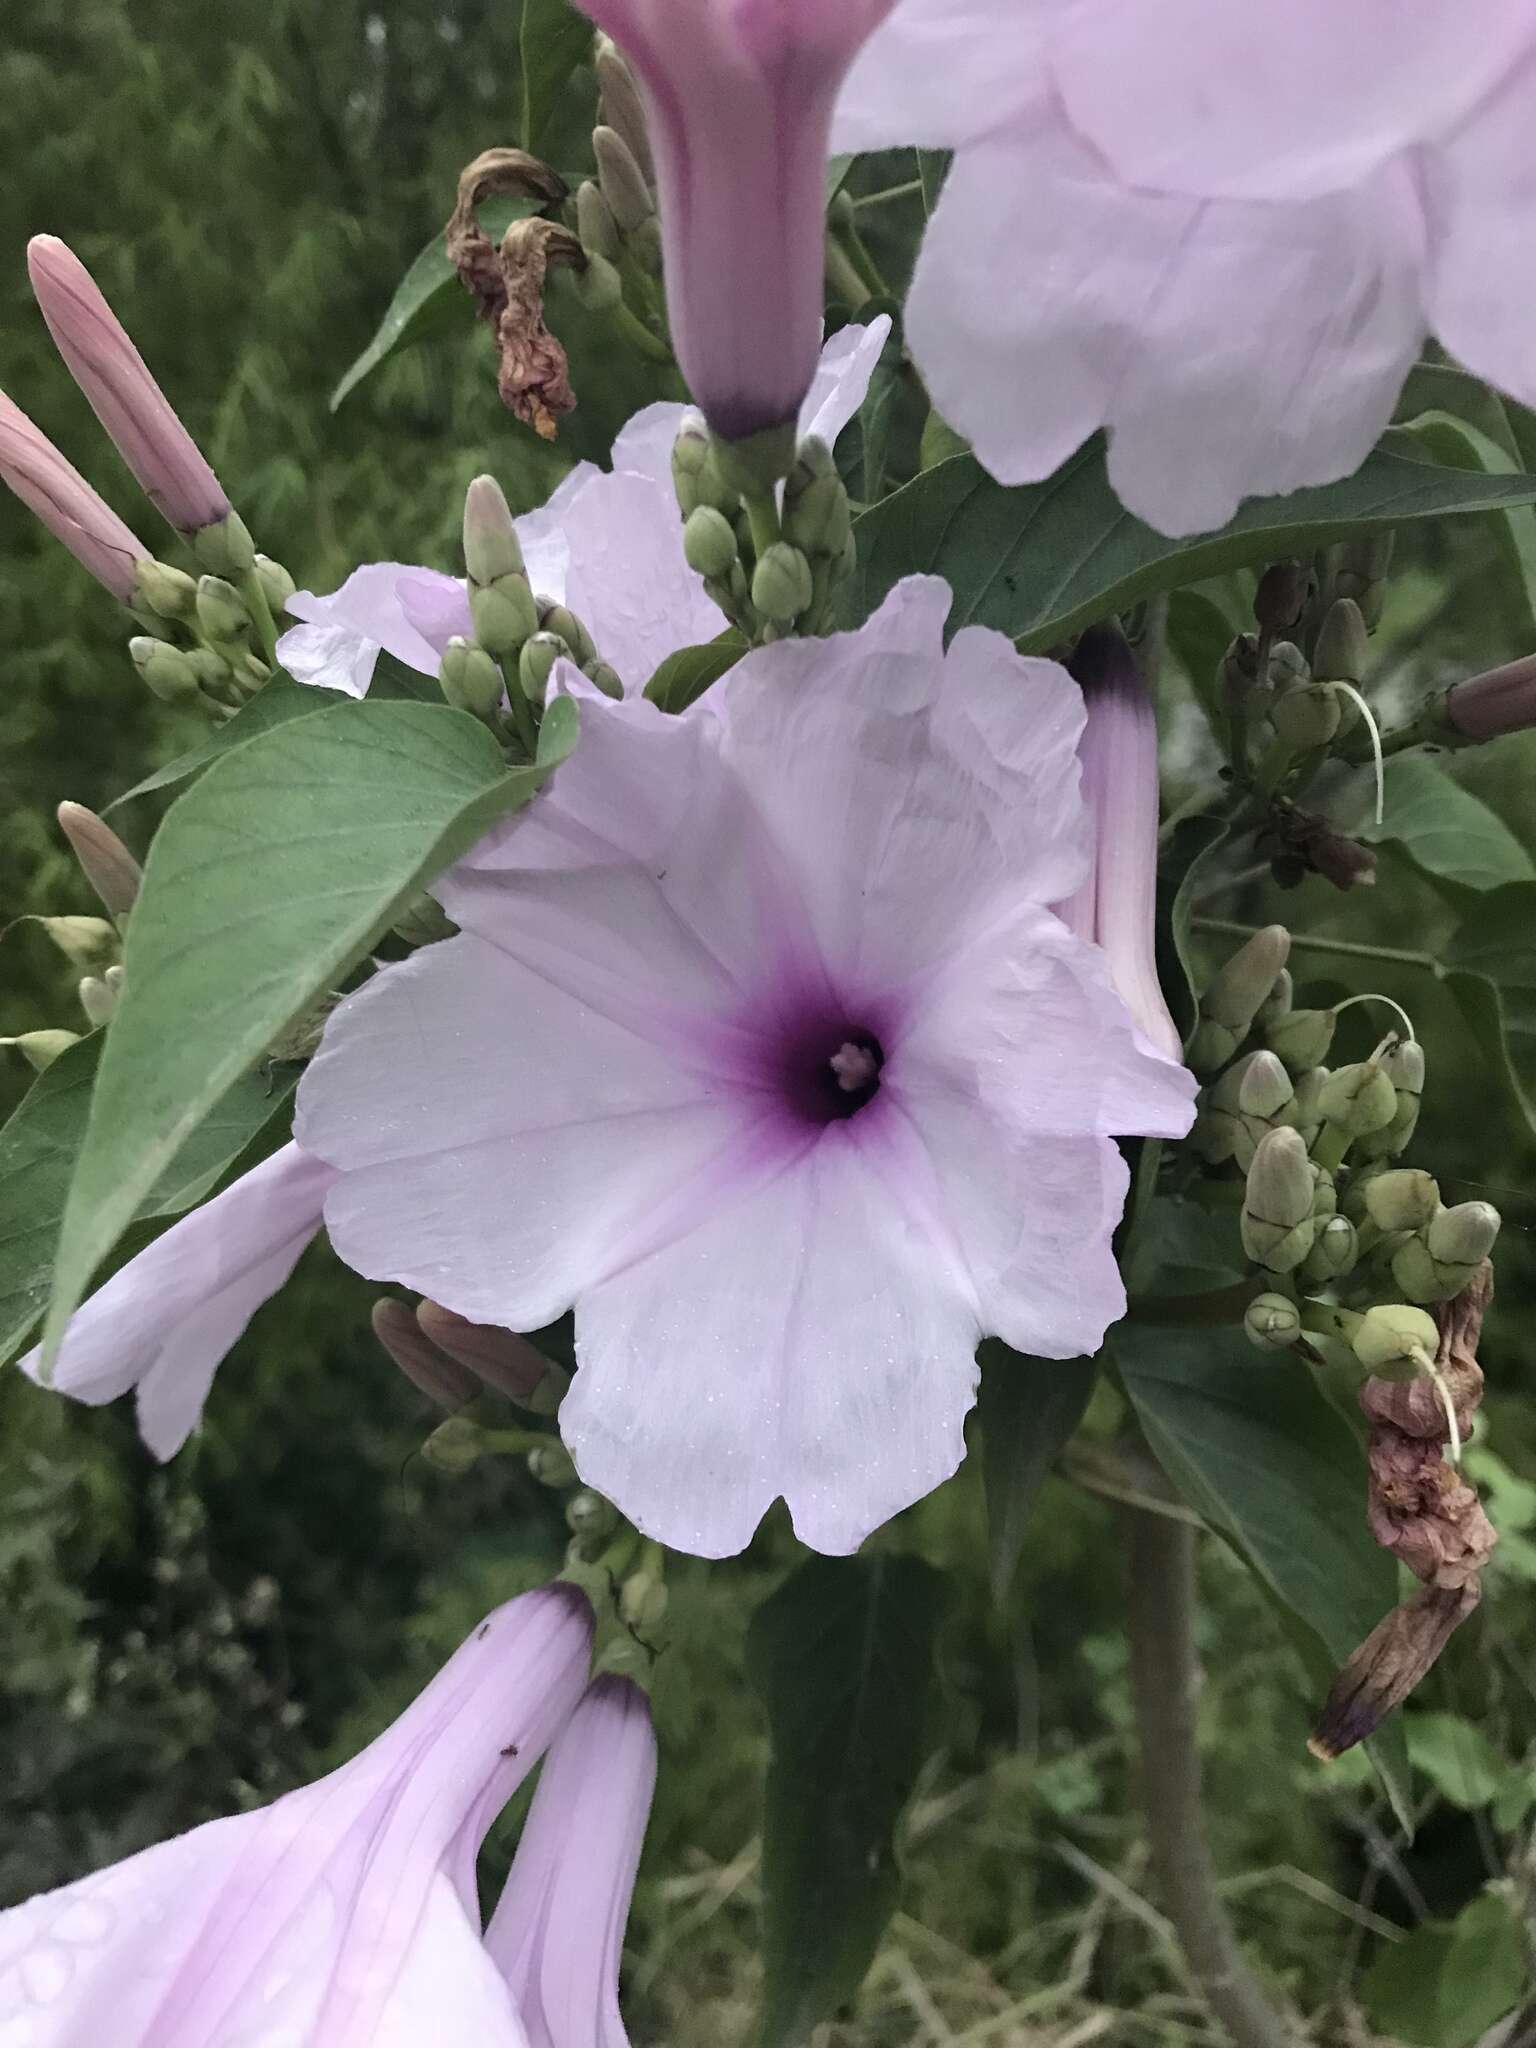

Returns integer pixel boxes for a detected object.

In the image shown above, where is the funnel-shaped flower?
[296,577,1196,1557]
[487,1675,657,2048]
[1053,624,1183,1063]
[577,0,895,440]
[0,1587,593,2047]
[19,1143,335,1458]
[1446,652,1536,741]
[27,235,230,535]
[836,0,1536,534]
[0,390,150,600]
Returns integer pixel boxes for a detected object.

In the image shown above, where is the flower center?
[777,1023,885,1125]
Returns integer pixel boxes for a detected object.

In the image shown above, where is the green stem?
[1190,917,1438,976]
[824,231,870,309]
[742,487,781,564]
[502,677,540,763]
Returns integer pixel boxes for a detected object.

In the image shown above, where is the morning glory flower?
[294,578,1196,1556]
[0,1587,594,2048]
[837,0,1536,534]
[277,319,889,698]
[0,389,151,602]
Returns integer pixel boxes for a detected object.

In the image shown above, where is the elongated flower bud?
[0,390,150,600]
[595,33,656,183]
[1353,1303,1438,1379]
[1054,624,1184,1063]
[1264,1005,1336,1074]
[1318,1061,1397,1137]
[575,0,894,443]
[1189,924,1289,1072]
[1364,1169,1440,1235]
[27,236,229,534]
[1354,1038,1425,1161]
[1445,652,1536,742]
[1241,1127,1316,1274]
[1313,598,1369,686]
[371,1298,480,1411]
[56,802,142,920]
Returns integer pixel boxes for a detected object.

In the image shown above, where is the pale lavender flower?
[19,1143,335,1458]
[1446,652,1536,741]
[294,578,1196,1557]
[0,1587,593,2048]
[0,389,150,601]
[837,1,1536,534]
[277,320,888,698]
[486,1675,657,2048]
[576,0,895,439]
[1052,625,1183,1064]
[27,236,230,535]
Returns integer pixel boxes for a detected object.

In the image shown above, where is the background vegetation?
[2,5,1534,2042]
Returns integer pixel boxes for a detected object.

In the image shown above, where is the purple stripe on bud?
[1445,651,1536,741]
[28,235,230,534]
[0,389,150,600]
[1062,624,1184,1062]
[577,0,894,440]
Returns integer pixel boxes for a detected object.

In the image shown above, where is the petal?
[19,1144,334,1456]
[565,1122,983,1556]
[798,314,892,450]
[1426,54,1536,410]
[609,402,691,494]
[486,1676,656,2048]
[1054,0,1536,202]
[559,470,727,688]
[297,934,749,1329]
[283,561,466,688]
[834,0,1047,151]
[908,121,1427,533]
[516,460,603,606]
[275,619,379,697]
[704,578,1089,987]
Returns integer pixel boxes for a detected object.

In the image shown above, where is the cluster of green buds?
[128,519,295,720]
[446,475,619,760]
[1187,927,1499,1439]
[1,802,142,1073]
[674,416,856,645]
[564,37,670,356]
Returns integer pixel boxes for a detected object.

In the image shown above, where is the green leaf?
[1395,366,1536,630]
[643,633,748,713]
[850,440,1536,652]
[1405,1712,1531,1819]
[1443,880,1536,1142]
[746,1555,951,2048]
[1165,589,1236,741]
[1158,813,1231,1044]
[0,1036,294,1368]
[1361,1891,1525,2048]
[978,1340,1096,1604]
[331,197,538,412]
[520,0,591,153]
[43,699,570,1365]
[1365,754,1534,892]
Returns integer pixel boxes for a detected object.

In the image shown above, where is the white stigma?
[829,1042,878,1093]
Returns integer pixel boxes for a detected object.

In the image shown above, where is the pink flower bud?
[1444,651,1536,741]
[1057,624,1184,1062]
[27,235,229,534]
[577,0,894,441]
[0,388,149,601]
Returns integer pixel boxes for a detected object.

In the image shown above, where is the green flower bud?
[463,475,526,587]
[672,415,713,518]
[1242,1127,1317,1273]
[627,214,663,277]
[594,37,655,184]
[1426,1200,1500,1270]
[57,801,143,922]
[134,557,199,620]
[593,124,654,235]
[751,541,814,624]
[620,1571,669,1632]
[784,473,853,559]
[527,1442,577,1489]
[572,251,625,314]
[196,574,250,644]
[421,1416,487,1474]
[1364,1168,1441,1234]
[192,509,256,579]
[575,179,622,264]
[565,1489,618,1547]
[130,635,202,703]
[1313,597,1369,686]
[35,915,117,970]
[254,554,296,611]
[1238,1050,1293,1121]
[1390,1236,1445,1303]
[78,974,117,1028]
[519,632,567,705]
[1272,680,1342,749]
[584,659,624,701]
[1352,1038,1425,1161]
[1191,927,1291,1073]
[470,577,540,659]
[1318,1061,1397,1136]
[1352,1303,1438,1379]
[1310,1163,1337,1219]
[1265,639,1309,691]
[1245,1292,1303,1351]
[392,894,456,948]
[683,505,739,581]
[538,604,597,667]
[1187,1106,1241,1164]
[1327,533,1394,632]
[1264,1006,1336,1074]
[1256,969,1294,1029]
[1291,1066,1328,1144]
[1255,561,1310,635]
[439,636,505,723]
[1302,1214,1358,1283]
[1,1029,82,1071]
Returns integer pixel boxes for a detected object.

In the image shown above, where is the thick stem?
[1125,1506,1298,2048]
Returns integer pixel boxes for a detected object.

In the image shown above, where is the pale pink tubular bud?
[1060,624,1184,1062]
[575,0,894,443]
[0,389,149,600]
[57,800,143,919]
[27,235,229,534]
[1444,652,1536,741]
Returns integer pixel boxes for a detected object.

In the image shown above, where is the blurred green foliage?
[4,4,1536,2042]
